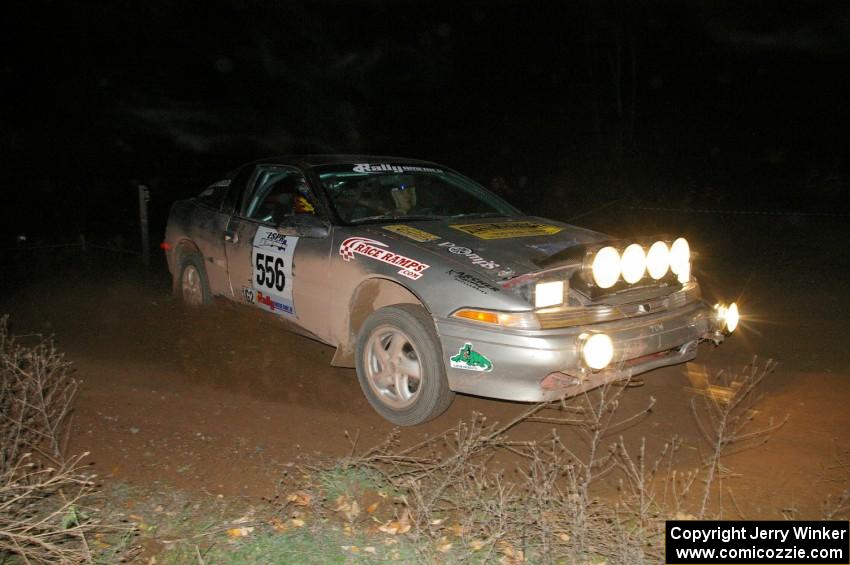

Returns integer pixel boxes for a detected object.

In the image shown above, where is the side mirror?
[276,214,331,238]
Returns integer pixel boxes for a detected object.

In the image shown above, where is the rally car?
[162,155,739,425]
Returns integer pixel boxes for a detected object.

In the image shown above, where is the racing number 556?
[255,253,285,291]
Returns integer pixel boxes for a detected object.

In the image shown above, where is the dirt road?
[2,212,848,518]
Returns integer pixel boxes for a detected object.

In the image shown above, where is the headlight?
[581,333,614,370]
[591,246,621,289]
[669,237,690,276]
[670,237,691,283]
[452,308,540,330]
[725,302,739,332]
[646,241,670,280]
[535,280,564,308]
[620,243,647,284]
[714,302,740,333]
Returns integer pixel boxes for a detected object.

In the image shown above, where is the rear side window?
[196,179,230,211]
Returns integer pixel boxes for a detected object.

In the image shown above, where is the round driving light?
[582,333,614,370]
[670,237,690,275]
[591,246,621,289]
[646,241,670,280]
[726,302,739,333]
[620,243,647,284]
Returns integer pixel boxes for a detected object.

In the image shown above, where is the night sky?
[3,1,849,243]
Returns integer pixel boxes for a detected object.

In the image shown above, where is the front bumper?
[436,301,719,402]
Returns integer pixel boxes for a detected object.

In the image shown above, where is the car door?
[223,165,334,343]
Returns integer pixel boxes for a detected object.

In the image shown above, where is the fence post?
[139,185,150,267]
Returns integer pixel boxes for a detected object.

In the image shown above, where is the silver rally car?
[163,155,739,425]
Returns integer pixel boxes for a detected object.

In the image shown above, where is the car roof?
[251,154,445,169]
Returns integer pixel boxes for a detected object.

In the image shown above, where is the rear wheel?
[176,253,212,306]
[356,305,454,426]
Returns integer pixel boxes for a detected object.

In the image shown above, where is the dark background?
[3,1,849,249]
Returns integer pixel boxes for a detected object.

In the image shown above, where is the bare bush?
[283,359,790,563]
[689,357,785,518]
[293,382,661,563]
[0,453,102,562]
[1,315,77,470]
[0,316,121,563]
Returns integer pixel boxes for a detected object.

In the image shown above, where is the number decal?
[250,228,298,317]
[254,253,287,292]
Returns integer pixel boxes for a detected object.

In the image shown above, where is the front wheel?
[355,305,454,426]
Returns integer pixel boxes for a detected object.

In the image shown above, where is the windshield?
[315,162,522,224]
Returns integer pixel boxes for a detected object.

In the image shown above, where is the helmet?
[294,195,315,214]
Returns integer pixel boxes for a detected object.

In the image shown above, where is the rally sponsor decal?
[353,163,443,174]
[448,270,501,294]
[450,343,493,372]
[251,227,297,317]
[256,230,289,251]
[339,237,429,280]
[438,241,499,270]
[383,224,440,243]
[255,291,291,314]
[450,221,564,240]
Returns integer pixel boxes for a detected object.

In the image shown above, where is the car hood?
[362,216,607,283]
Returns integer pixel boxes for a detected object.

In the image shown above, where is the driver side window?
[243,167,317,224]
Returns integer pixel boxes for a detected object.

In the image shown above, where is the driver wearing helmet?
[293,184,315,215]
[259,175,316,223]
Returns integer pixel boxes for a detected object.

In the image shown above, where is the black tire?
[175,252,213,306]
[355,304,454,426]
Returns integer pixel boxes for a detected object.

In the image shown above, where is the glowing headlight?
[620,243,647,284]
[581,333,614,370]
[670,237,690,276]
[535,280,564,309]
[714,302,740,333]
[725,302,739,332]
[646,241,670,280]
[591,246,621,289]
